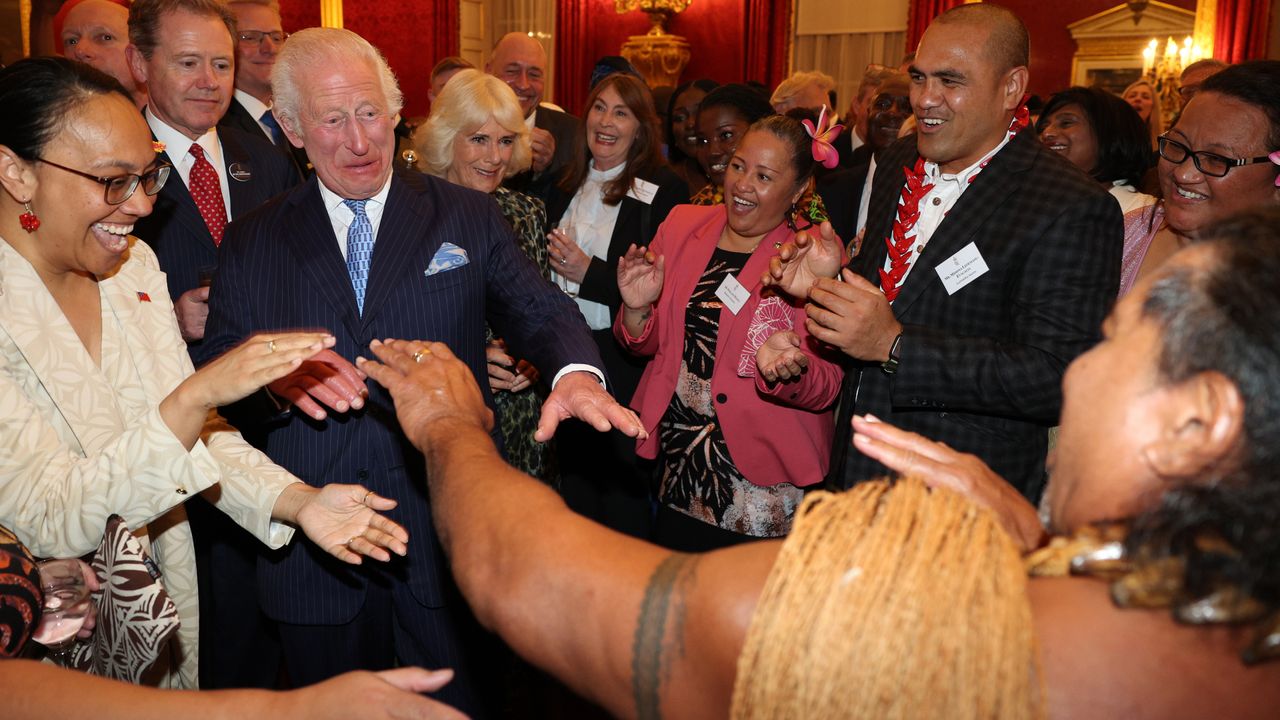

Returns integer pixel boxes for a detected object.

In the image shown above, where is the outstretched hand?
[534,371,646,443]
[286,667,469,720]
[357,339,495,452]
[268,348,368,421]
[290,484,409,564]
[182,332,338,411]
[762,220,844,301]
[850,414,1045,551]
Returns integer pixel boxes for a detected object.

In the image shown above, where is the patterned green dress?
[489,187,556,483]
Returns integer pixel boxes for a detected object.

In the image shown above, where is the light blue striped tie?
[344,199,374,314]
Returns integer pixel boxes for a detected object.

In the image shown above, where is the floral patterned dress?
[489,187,556,483]
[657,248,804,537]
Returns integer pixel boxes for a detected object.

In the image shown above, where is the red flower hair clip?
[803,106,844,170]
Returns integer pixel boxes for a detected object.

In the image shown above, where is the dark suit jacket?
[829,129,1122,500]
[816,159,871,245]
[218,97,311,176]
[544,165,688,321]
[504,106,583,202]
[202,168,604,624]
[131,124,299,358]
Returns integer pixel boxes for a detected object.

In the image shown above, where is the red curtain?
[743,0,792,88]
[554,0,595,117]
[906,0,966,55]
[1213,0,1272,63]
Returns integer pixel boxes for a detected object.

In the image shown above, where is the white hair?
[271,27,403,132]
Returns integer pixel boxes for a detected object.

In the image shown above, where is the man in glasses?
[219,0,310,175]
[125,0,300,691]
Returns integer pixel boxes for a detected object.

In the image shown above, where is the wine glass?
[32,559,91,663]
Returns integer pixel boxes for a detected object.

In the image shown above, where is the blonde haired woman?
[1122,77,1164,150]
[414,68,554,481]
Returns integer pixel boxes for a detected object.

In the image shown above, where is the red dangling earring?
[18,201,40,233]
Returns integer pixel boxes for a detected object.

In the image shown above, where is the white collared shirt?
[317,174,392,260]
[883,133,1015,289]
[147,108,232,220]
[555,161,625,330]
[234,89,276,144]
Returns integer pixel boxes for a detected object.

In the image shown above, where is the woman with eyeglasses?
[1123,60,1280,295]
[0,58,407,688]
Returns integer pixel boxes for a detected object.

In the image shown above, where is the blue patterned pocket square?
[425,242,469,276]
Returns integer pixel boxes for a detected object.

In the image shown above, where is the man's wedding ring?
[362,490,373,505]
[413,349,429,363]
[267,339,276,353]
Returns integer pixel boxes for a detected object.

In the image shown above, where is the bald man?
[486,31,582,202]
[57,0,147,107]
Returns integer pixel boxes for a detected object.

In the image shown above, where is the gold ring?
[346,536,359,548]
[362,490,373,505]
[266,339,277,353]
[413,349,429,363]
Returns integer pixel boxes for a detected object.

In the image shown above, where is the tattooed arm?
[359,339,780,719]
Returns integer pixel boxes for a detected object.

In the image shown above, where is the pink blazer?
[614,205,841,488]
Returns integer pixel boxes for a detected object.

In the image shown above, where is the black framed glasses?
[238,30,287,45]
[1157,135,1273,178]
[37,158,171,205]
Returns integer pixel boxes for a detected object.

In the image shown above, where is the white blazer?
[0,237,298,688]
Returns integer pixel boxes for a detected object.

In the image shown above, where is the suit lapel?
[0,242,124,455]
[888,131,1036,315]
[360,171,440,329]
[154,147,218,251]
[220,129,259,220]
[281,178,362,334]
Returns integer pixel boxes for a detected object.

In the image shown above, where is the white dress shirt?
[554,162,625,331]
[318,174,392,259]
[147,108,232,220]
[234,89,276,144]
[883,133,1015,290]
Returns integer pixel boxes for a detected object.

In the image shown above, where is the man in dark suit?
[818,72,911,244]
[202,28,643,715]
[217,0,310,175]
[780,5,1121,502]
[125,0,299,690]
[487,32,582,202]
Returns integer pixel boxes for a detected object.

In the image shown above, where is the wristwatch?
[881,333,903,375]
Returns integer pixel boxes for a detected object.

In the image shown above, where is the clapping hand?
[547,228,590,284]
[762,220,844,301]
[617,244,665,311]
[805,270,901,362]
[755,330,809,383]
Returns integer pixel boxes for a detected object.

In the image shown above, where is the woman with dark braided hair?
[354,208,1280,719]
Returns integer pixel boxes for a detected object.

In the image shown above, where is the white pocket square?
[425,242,469,276]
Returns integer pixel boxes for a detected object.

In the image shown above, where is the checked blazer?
[202,167,603,624]
[829,129,1123,500]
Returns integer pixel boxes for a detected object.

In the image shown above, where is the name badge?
[715,274,751,315]
[626,178,659,205]
[228,163,252,182]
[935,241,989,295]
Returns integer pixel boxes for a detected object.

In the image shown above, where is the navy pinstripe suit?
[202,167,602,706]
[829,129,1123,500]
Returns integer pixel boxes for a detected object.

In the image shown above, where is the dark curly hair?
[1128,206,1280,624]
[1037,86,1152,187]
[1198,60,1280,185]
[665,79,719,165]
